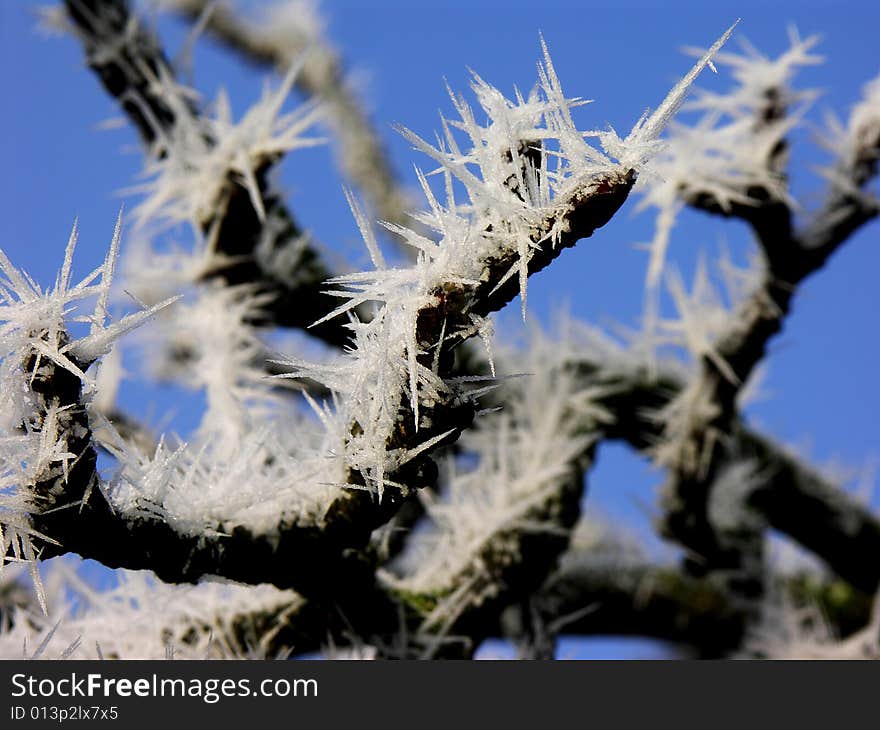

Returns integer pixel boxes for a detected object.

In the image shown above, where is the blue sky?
[1,0,878,658]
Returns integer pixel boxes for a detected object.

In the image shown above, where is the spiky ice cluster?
[0,562,300,659]
[279,28,734,496]
[379,322,623,633]
[131,59,324,232]
[636,27,822,293]
[0,217,176,606]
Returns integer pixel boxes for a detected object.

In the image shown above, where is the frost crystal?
[381,324,616,634]
[742,588,880,659]
[816,70,880,206]
[131,60,323,231]
[3,21,734,626]
[636,27,821,295]
[0,217,175,603]
[0,563,301,659]
[275,31,732,496]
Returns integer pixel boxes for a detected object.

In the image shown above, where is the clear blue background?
[1,0,878,658]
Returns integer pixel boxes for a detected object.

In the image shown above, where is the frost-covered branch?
[474,320,880,595]
[636,37,880,584]
[0,218,175,605]
[12,7,878,660]
[591,357,880,594]
[164,0,414,233]
[63,0,190,146]
[276,26,732,496]
[62,0,359,347]
[0,566,307,659]
[377,335,605,657]
[10,21,724,605]
[16,12,752,654]
[637,28,821,286]
[804,71,880,262]
[0,219,387,603]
